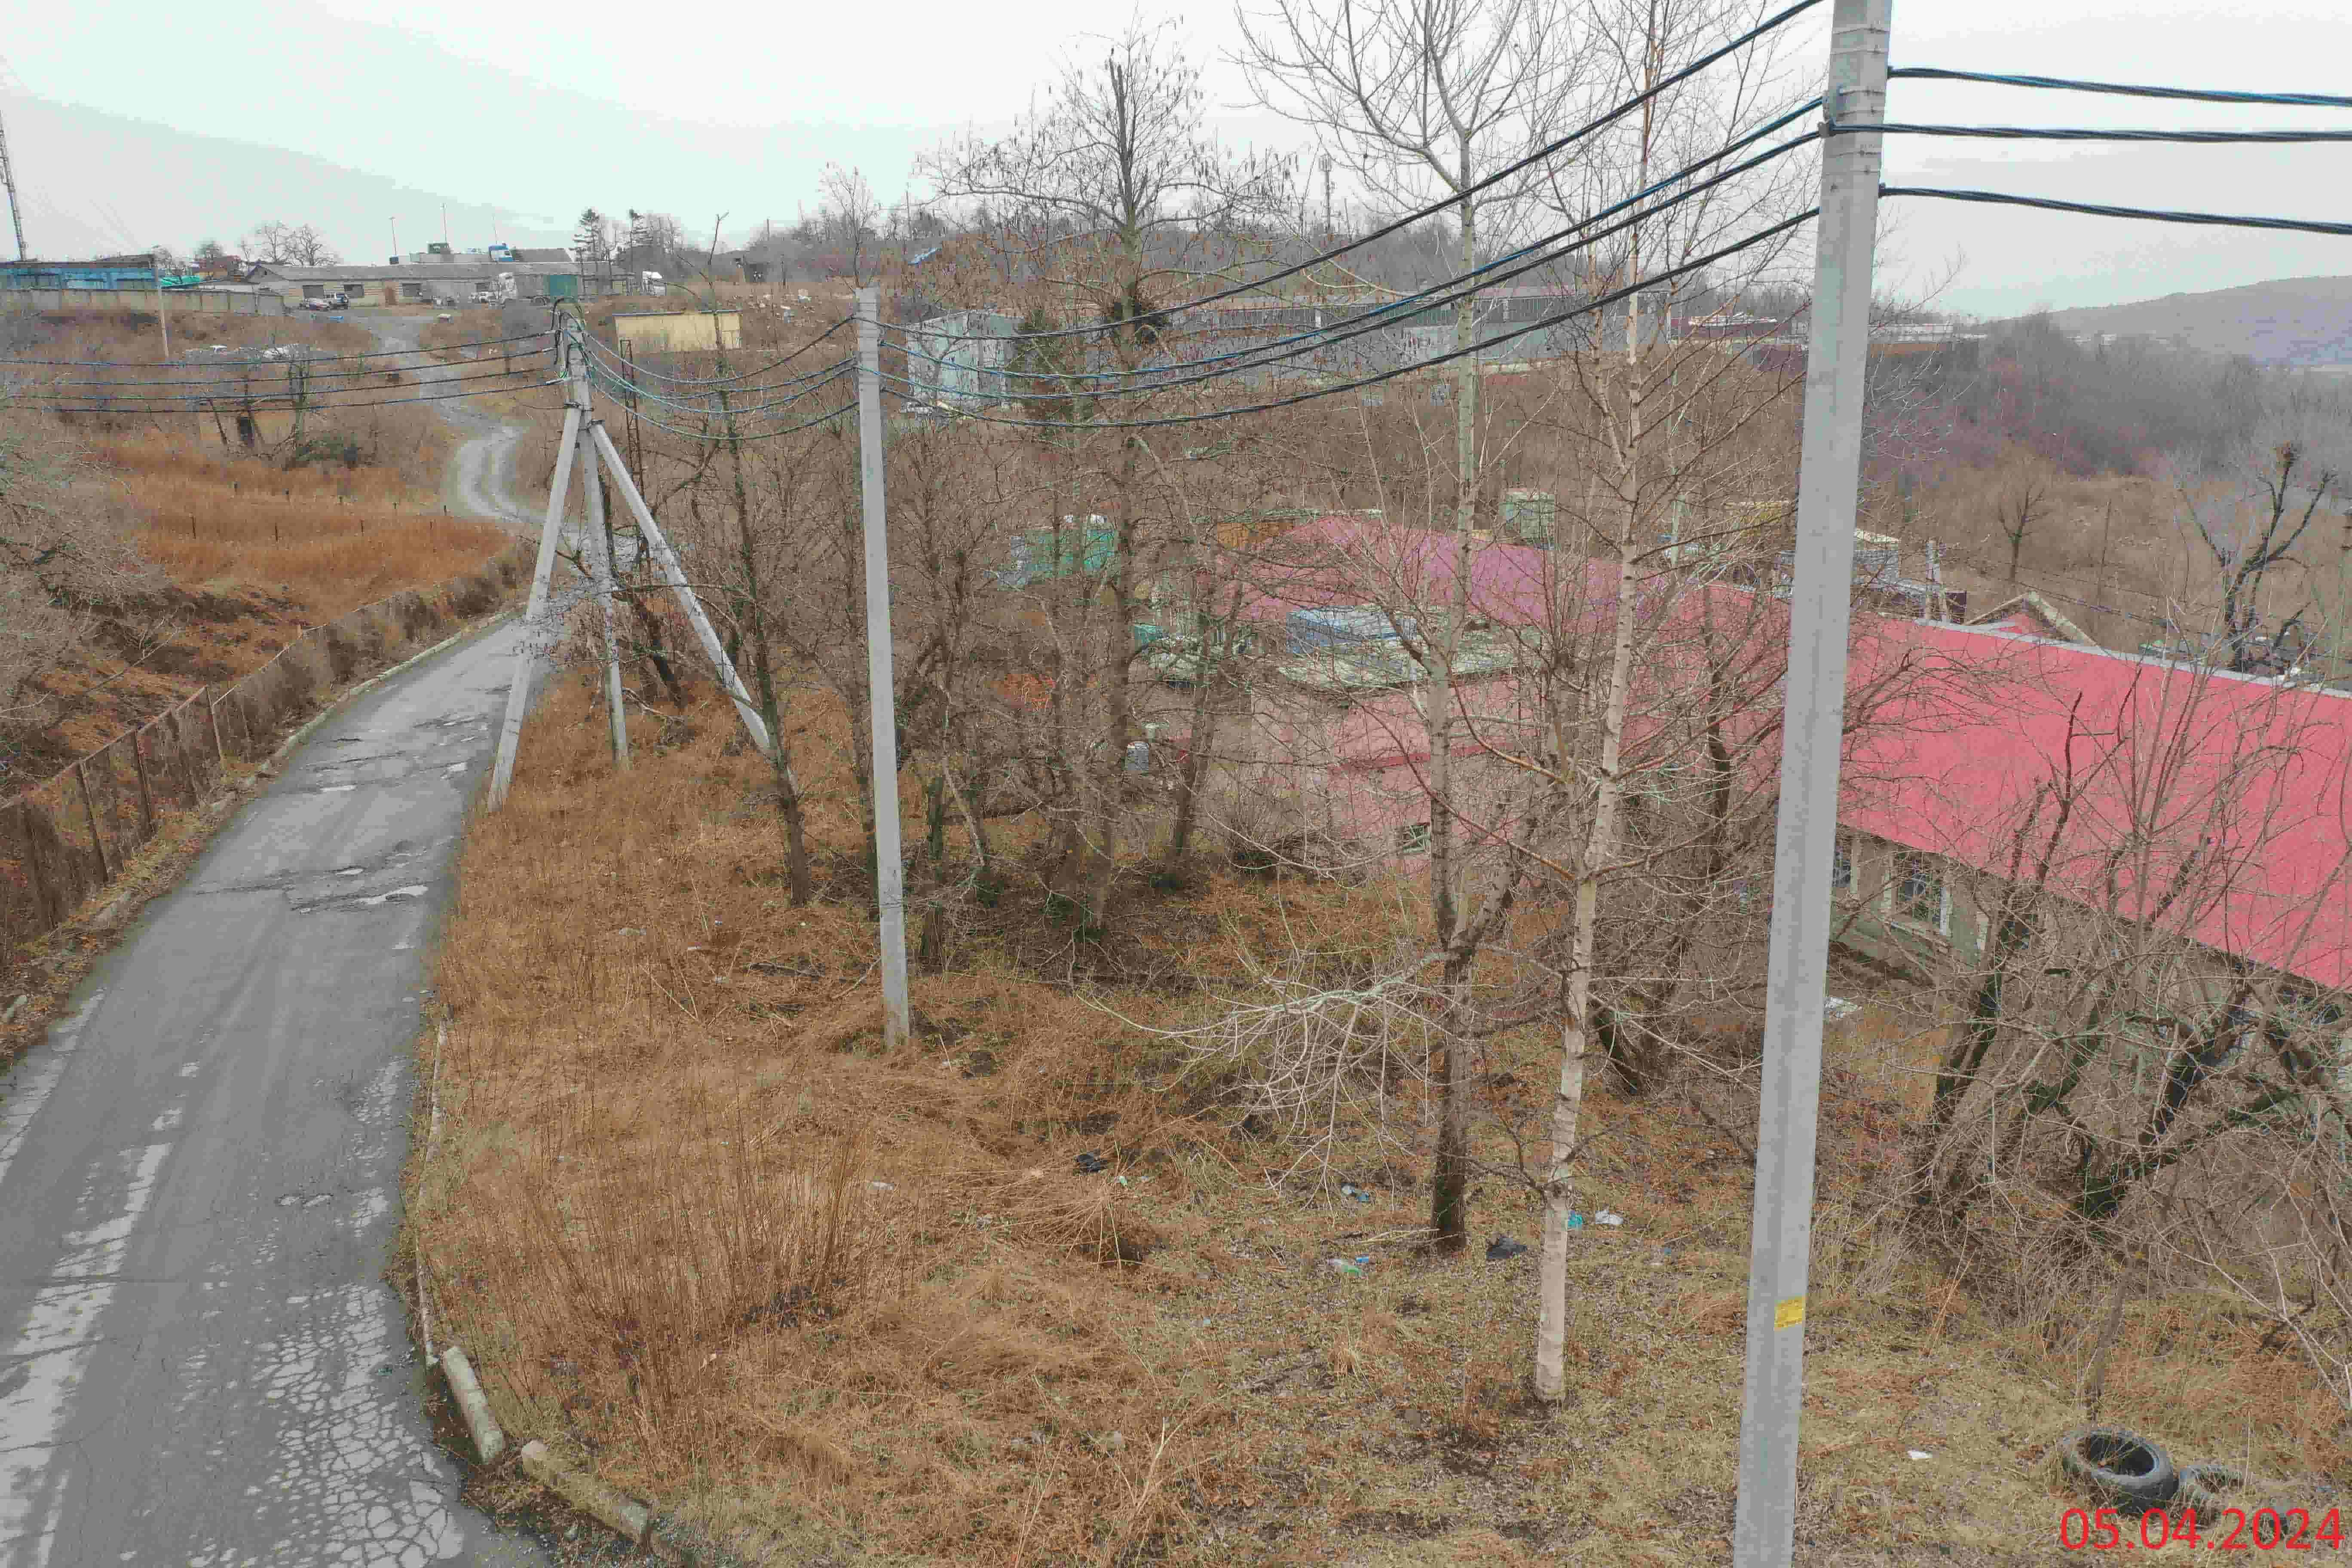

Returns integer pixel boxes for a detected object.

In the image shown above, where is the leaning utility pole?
[1731,1,1890,1564]
[489,315,584,809]
[490,311,784,804]
[855,286,911,1050]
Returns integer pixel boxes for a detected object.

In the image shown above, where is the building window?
[401,282,426,301]
[1831,836,1853,897]
[1891,851,1949,936]
[301,284,327,299]
[1397,820,1431,855]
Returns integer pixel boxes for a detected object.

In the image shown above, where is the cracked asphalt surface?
[0,324,557,1567]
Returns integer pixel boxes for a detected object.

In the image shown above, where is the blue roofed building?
[2,255,164,291]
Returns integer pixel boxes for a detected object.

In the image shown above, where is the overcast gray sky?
[8,0,2351,315]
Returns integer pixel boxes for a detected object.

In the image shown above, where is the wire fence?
[0,538,533,957]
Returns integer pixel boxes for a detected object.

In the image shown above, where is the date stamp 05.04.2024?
[2061,1505,2345,1553]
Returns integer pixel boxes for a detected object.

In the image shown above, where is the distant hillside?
[2039,276,2352,366]
[0,92,570,266]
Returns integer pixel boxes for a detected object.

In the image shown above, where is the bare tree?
[1237,0,1592,1256]
[2168,426,2345,674]
[815,166,882,286]
[1500,0,1811,1398]
[243,221,341,268]
[1994,446,2053,585]
[919,18,1293,937]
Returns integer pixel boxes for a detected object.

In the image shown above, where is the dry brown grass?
[421,679,2352,1566]
[22,308,375,361]
[92,431,508,615]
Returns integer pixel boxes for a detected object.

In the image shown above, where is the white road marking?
[0,1142,176,1561]
[0,995,102,1195]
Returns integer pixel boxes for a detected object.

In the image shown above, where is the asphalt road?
[0,329,555,1567]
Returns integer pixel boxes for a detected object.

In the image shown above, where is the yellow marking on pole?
[1774,1296,1807,1331]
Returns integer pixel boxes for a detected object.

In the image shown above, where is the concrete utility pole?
[855,286,911,1050]
[491,309,789,807]
[0,104,27,261]
[1731,1,1890,1563]
[490,314,584,808]
[580,417,630,769]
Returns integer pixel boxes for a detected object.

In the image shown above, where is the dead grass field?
[96,431,508,612]
[420,677,2351,1566]
[19,307,374,362]
[9,408,511,769]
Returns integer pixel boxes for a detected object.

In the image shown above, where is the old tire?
[2057,1427,2178,1513]
[2172,1463,2249,1524]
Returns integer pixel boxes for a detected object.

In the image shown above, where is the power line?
[1886,66,2352,111]
[588,359,856,423]
[18,377,562,415]
[1858,122,2352,144]
[612,395,856,444]
[573,312,856,386]
[906,0,1828,351]
[896,120,1822,401]
[579,346,853,413]
[7,359,554,406]
[0,328,552,370]
[872,209,1819,432]
[12,345,554,389]
[1878,186,2352,239]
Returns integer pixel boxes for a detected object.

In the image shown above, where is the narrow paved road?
[0,325,554,1567]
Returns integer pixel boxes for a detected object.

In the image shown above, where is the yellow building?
[613,310,742,354]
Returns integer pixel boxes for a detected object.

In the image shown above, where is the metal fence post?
[1731,1,1891,1563]
[129,729,155,844]
[15,801,55,930]
[75,763,111,880]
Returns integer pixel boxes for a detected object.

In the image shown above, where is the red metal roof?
[1238,515,2352,987]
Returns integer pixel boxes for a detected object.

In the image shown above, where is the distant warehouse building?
[245,260,599,305]
[2,256,285,315]
[1,255,173,291]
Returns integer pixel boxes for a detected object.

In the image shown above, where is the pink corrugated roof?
[1245,516,2352,987]
[1844,622,2352,989]
[1231,514,1604,627]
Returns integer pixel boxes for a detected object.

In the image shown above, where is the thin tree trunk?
[1537,261,1650,1400]
[1427,177,1481,1252]
[720,381,812,905]
[1167,678,1219,865]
